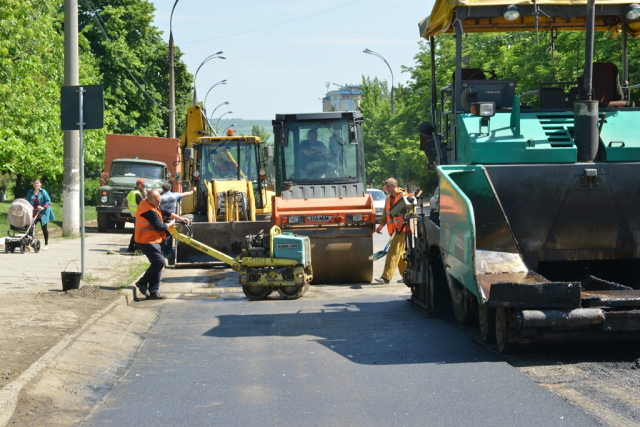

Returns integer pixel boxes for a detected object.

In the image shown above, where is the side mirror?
[174,171,181,182]
[184,148,194,161]
[277,127,289,147]
[264,145,274,159]
[348,124,358,145]
[166,171,172,180]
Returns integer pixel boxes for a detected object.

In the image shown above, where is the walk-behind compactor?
[174,105,273,266]
[407,0,640,351]
[271,112,375,284]
[170,224,312,300]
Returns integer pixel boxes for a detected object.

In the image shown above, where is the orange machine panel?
[272,195,375,227]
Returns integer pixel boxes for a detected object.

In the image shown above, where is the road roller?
[271,111,375,284]
[404,0,640,351]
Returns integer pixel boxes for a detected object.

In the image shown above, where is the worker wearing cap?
[134,189,189,300]
[126,179,147,252]
[375,178,410,284]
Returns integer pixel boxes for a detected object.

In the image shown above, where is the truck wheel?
[107,217,116,229]
[496,308,520,353]
[479,304,496,343]
[242,285,272,301]
[97,213,108,233]
[115,221,125,230]
[447,274,478,325]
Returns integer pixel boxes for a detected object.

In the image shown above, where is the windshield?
[279,120,358,182]
[110,162,164,179]
[200,140,258,181]
[367,190,386,201]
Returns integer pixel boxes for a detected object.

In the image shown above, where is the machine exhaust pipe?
[574,0,599,163]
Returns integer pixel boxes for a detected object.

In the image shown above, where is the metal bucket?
[61,261,81,291]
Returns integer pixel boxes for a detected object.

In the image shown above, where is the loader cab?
[272,111,366,197]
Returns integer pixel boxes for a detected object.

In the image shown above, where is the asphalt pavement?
[83,247,598,427]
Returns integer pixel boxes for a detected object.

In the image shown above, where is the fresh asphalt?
[83,232,597,427]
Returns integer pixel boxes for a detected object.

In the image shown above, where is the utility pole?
[63,0,80,236]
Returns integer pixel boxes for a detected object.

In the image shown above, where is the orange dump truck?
[95,134,180,232]
[271,111,375,284]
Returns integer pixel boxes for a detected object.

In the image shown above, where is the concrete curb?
[0,292,129,427]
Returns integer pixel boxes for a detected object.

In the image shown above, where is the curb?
[0,292,129,427]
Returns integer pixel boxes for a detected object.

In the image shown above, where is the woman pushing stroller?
[25,178,54,250]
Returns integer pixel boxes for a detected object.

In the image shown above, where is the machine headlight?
[101,195,108,203]
[471,102,496,117]
[351,214,364,222]
[288,216,300,224]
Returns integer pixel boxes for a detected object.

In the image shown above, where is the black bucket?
[61,261,81,291]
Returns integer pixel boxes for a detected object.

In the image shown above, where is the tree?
[251,125,271,143]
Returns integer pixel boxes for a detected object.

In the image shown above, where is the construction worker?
[134,189,189,300]
[126,179,147,252]
[375,178,410,284]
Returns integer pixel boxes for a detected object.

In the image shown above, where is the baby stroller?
[5,198,42,254]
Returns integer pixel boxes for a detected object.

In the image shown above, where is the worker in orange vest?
[134,189,189,300]
[375,178,410,284]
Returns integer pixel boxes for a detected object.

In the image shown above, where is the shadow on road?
[202,299,499,366]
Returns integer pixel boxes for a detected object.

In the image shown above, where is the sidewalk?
[0,224,146,396]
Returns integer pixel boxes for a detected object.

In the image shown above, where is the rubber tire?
[33,240,41,254]
[10,244,15,253]
[107,217,116,230]
[97,213,108,233]
[20,243,25,254]
[447,274,478,325]
[242,285,272,301]
[496,308,520,353]
[115,221,125,230]
[277,283,309,300]
[479,304,496,343]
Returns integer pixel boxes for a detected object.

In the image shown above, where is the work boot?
[375,277,390,284]
[147,293,167,300]
[136,281,150,298]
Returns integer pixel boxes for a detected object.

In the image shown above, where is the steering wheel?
[467,69,498,80]
[306,160,337,177]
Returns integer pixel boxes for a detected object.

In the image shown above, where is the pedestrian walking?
[25,178,54,251]
[134,189,189,300]
[375,178,410,284]
[126,179,147,252]
[160,181,195,257]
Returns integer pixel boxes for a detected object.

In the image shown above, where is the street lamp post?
[216,111,233,129]
[210,101,230,123]
[193,52,225,105]
[363,48,395,115]
[169,0,180,138]
[203,79,227,114]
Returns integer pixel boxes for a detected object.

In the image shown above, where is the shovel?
[369,232,395,261]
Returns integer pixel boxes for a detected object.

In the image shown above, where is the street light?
[216,111,233,129]
[209,101,230,122]
[168,0,180,138]
[193,52,225,105]
[222,124,237,134]
[203,79,227,113]
[333,83,355,95]
[363,48,395,115]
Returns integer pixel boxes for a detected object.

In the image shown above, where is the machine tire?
[478,303,496,343]
[242,285,272,301]
[496,308,520,353]
[115,221,125,230]
[277,283,309,300]
[107,216,116,230]
[97,213,108,233]
[447,273,478,325]
[33,240,41,253]
[20,243,25,254]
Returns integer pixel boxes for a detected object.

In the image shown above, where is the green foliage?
[84,177,101,206]
[251,125,271,143]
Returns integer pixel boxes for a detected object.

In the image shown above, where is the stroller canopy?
[8,199,33,228]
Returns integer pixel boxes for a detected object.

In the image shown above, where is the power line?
[80,0,168,111]
[180,0,360,45]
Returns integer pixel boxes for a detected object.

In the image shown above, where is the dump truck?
[405,0,640,352]
[96,134,180,232]
[271,111,375,284]
[174,105,273,265]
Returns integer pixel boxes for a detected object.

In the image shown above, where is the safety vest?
[127,189,143,215]
[385,189,409,235]
[134,199,166,244]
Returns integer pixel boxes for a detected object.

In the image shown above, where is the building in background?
[321,84,361,112]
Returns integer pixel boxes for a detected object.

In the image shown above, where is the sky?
[150,0,435,120]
